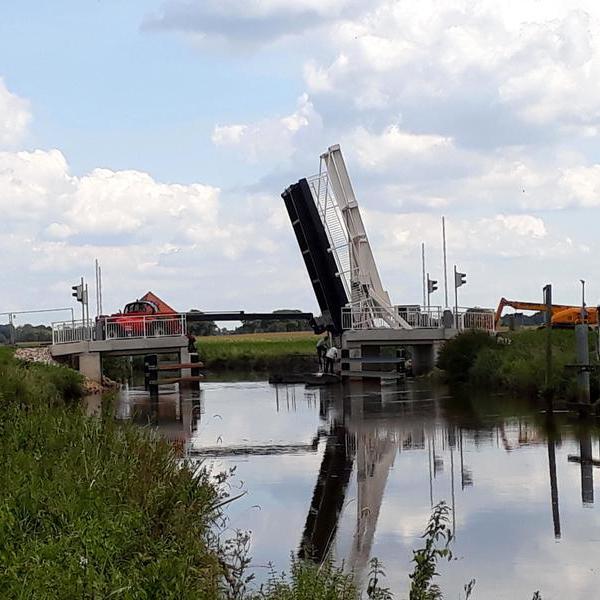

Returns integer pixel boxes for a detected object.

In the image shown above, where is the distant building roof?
[140,291,177,314]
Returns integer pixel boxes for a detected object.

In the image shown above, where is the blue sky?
[0,1,303,184]
[2,1,600,322]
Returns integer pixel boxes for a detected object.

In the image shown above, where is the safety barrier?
[52,314,187,344]
[52,320,95,344]
[341,306,495,332]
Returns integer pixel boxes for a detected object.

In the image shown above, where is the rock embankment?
[15,347,119,394]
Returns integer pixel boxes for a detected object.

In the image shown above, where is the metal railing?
[341,306,443,330]
[52,320,96,344]
[341,305,495,332]
[307,172,353,300]
[103,314,186,340]
[456,308,495,332]
[52,314,187,344]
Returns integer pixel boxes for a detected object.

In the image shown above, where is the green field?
[196,331,321,370]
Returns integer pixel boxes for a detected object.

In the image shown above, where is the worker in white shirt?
[325,345,338,374]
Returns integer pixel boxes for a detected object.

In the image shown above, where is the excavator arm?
[495,297,576,328]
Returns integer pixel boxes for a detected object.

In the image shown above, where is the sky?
[2,0,600,323]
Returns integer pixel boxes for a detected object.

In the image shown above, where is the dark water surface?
[115,378,600,599]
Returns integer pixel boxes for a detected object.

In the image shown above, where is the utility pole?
[543,284,553,398]
[442,217,448,308]
[95,259,100,318]
[575,279,590,404]
[421,243,426,307]
[8,313,15,345]
[98,265,103,315]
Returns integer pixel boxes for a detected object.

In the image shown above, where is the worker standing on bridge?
[316,336,329,371]
[187,333,197,353]
[325,344,338,375]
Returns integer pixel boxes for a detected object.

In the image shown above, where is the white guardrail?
[52,314,187,345]
[341,306,495,332]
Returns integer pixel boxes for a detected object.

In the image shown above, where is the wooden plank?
[151,362,204,371]
[340,369,405,380]
[344,357,406,364]
[150,375,204,385]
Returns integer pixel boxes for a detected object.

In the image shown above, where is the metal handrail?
[52,314,187,344]
[341,306,495,332]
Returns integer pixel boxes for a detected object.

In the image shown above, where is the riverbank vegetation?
[0,347,225,598]
[196,331,321,371]
[0,347,547,598]
[437,329,599,397]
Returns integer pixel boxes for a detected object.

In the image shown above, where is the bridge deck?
[51,335,188,358]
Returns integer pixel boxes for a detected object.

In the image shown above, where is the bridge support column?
[78,352,102,383]
[180,348,192,378]
[411,344,434,376]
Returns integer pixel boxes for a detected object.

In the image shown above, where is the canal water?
[115,378,600,599]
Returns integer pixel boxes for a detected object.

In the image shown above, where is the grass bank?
[196,332,321,372]
[0,347,225,598]
[437,329,599,397]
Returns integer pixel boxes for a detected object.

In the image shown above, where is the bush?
[436,331,496,384]
[440,328,599,398]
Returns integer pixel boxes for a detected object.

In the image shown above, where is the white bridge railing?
[52,320,96,344]
[341,306,495,333]
[52,314,187,345]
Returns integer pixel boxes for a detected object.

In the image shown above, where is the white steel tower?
[309,145,410,329]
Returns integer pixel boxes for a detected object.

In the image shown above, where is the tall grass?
[0,348,224,598]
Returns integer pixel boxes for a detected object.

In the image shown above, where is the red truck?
[104,292,182,338]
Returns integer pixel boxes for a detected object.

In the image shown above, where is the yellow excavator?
[495,297,599,329]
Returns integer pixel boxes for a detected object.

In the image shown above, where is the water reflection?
[114,379,600,599]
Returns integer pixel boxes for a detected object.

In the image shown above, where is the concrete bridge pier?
[341,328,458,380]
[51,335,190,386]
[79,352,102,383]
[180,347,192,378]
[410,340,444,376]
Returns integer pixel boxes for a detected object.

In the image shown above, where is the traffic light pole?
[454,265,458,324]
[427,272,431,310]
[80,277,85,324]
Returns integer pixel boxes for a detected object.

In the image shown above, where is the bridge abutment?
[341,328,459,379]
[78,352,102,383]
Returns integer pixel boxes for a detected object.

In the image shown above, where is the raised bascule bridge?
[48,143,493,382]
[282,144,495,378]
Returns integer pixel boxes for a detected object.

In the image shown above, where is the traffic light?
[427,277,438,294]
[455,271,466,288]
[72,283,83,302]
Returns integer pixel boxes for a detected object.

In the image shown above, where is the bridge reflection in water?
[109,378,600,595]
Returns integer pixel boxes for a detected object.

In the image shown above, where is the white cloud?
[67,168,220,236]
[344,125,454,171]
[0,78,30,147]
[44,222,75,240]
[558,165,600,208]
[365,211,569,262]
[302,1,600,140]
[0,149,73,219]
[211,94,321,163]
